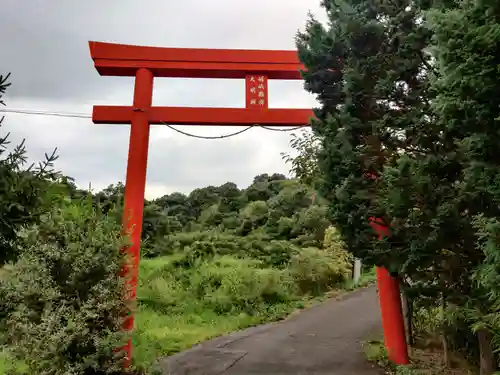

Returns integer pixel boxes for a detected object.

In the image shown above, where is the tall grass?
[132,246,356,369]
[133,256,298,368]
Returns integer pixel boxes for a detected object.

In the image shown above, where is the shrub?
[188,256,295,314]
[155,231,297,268]
[0,199,130,375]
[291,205,330,243]
[288,227,353,295]
[149,230,227,259]
[258,240,297,268]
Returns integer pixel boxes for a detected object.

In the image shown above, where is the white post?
[353,258,362,284]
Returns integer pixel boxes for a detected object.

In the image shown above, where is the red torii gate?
[89,41,408,366]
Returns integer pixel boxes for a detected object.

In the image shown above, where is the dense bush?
[189,256,294,314]
[137,255,293,318]
[0,171,350,373]
[138,230,351,320]
[293,0,500,371]
[149,230,300,268]
[0,199,129,375]
[288,227,353,295]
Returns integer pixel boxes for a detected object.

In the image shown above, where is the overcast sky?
[1,0,325,199]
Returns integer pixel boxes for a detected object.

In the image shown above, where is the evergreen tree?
[296,0,433,274]
[426,1,500,372]
[358,0,500,371]
[0,73,59,265]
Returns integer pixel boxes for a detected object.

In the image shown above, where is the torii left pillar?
[121,68,154,366]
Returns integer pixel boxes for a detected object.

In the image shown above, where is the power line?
[0,108,92,119]
[0,108,309,138]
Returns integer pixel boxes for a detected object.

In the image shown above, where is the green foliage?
[424,0,500,370]
[239,200,269,234]
[363,340,389,366]
[289,247,349,295]
[295,0,500,372]
[0,199,129,375]
[426,0,500,361]
[189,256,294,314]
[133,256,297,368]
[296,0,434,272]
[290,205,330,245]
[365,339,423,374]
[133,233,356,369]
[95,173,326,258]
[0,73,60,265]
[150,230,296,268]
[138,176,334,271]
[281,129,322,187]
[289,227,353,295]
[34,171,353,371]
[125,209,356,370]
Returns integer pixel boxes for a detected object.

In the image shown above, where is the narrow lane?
[159,286,383,375]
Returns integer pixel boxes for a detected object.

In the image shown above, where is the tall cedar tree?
[359,0,500,371]
[428,0,500,372]
[296,0,433,275]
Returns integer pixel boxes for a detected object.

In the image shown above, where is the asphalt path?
[158,286,383,375]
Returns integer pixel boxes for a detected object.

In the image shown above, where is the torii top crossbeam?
[89,41,305,80]
[89,41,314,126]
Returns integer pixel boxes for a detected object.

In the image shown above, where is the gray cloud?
[1,0,325,199]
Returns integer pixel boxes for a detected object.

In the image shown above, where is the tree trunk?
[440,296,451,367]
[401,292,414,346]
[478,328,496,375]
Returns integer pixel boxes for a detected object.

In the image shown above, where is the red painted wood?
[92,59,303,79]
[370,218,409,365]
[92,106,313,126]
[89,41,305,79]
[121,68,154,366]
[376,267,410,364]
[90,41,303,64]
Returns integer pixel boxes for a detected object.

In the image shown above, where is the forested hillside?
[74,173,331,261]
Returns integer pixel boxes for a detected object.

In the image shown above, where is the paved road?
[158,286,383,375]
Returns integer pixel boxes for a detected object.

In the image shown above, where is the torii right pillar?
[370,218,409,365]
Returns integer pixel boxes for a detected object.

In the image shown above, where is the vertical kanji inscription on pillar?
[246,75,268,109]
